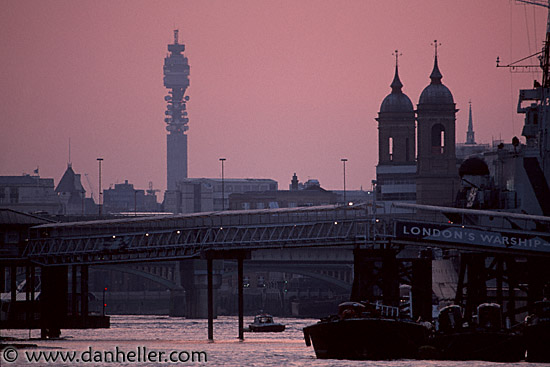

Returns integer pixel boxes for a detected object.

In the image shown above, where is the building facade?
[229,175,337,210]
[163,178,278,214]
[103,180,160,214]
[0,174,61,214]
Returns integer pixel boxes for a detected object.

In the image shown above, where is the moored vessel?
[303,301,431,360]
[428,303,525,362]
[524,300,550,362]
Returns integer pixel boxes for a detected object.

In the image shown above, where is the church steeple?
[466,100,476,144]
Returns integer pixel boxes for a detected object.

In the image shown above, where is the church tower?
[416,41,459,206]
[375,51,416,205]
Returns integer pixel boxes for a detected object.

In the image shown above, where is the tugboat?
[429,303,525,362]
[303,301,431,360]
[524,300,550,362]
[248,314,285,332]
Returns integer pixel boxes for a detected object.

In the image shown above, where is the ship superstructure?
[496,0,550,215]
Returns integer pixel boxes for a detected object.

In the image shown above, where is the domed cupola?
[375,51,416,166]
[380,61,413,113]
[418,48,454,105]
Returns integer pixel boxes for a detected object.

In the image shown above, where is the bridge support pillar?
[350,249,400,306]
[411,258,432,321]
[71,265,78,317]
[527,257,549,306]
[0,265,5,293]
[81,265,89,318]
[40,266,68,339]
[208,258,213,341]
[30,265,36,322]
[350,249,375,302]
[180,259,216,319]
[169,289,186,317]
[238,256,244,341]
[456,253,488,322]
[202,250,250,341]
[10,266,17,307]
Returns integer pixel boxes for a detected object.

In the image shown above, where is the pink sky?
[0,0,547,195]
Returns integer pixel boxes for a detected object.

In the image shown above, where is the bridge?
[24,203,550,265]
[3,203,550,339]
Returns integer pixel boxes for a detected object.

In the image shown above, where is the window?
[389,137,394,161]
[431,124,445,154]
[9,187,18,203]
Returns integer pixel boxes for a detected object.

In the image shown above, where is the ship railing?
[375,302,400,318]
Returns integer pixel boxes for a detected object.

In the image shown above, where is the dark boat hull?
[303,318,429,360]
[248,324,285,332]
[429,330,525,362]
[525,322,550,362]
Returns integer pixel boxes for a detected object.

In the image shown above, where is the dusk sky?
[1,0,547,195]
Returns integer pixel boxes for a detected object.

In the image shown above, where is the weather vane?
[393,49,402,67]
[431,40,441,58]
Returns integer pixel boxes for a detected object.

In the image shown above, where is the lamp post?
[341,158,348,205]
[97,158,103,216]
[102,287,107,316]
[219,158,226,210]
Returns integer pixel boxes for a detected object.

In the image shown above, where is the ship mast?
[511,0,550,212]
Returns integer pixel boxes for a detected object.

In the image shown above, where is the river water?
[0,315,546,366]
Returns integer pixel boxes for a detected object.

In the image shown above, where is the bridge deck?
[21,203,550,265]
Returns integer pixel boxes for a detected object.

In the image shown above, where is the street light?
[219,158,226,210]
[97,158,103,216]
[341,158,348,204]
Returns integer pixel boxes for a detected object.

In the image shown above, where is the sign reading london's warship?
[395,221,550,253]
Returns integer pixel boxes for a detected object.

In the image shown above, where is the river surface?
[0,315,547,366]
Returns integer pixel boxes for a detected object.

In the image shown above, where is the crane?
[147,181,160,196]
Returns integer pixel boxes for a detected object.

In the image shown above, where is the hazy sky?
[0,0,547,195]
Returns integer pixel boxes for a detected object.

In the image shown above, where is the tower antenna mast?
[163,29,190,191]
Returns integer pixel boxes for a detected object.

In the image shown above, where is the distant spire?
[174,29,179,44]
[430,40,442,84]
[391,49,403,93]
[466,100,476,144]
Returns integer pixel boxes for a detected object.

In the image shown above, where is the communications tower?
[164,29,190,191]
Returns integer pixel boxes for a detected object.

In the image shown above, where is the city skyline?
[1,0,547,193]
